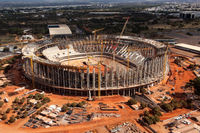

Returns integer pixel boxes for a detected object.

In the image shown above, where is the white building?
[48,24,72,38]
[174,43,200,54]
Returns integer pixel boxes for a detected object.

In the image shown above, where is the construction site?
[22,34,169,97]
[1,34,200,133]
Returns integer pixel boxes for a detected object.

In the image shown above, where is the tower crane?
[113,17,130,61]
[92,28,104,39]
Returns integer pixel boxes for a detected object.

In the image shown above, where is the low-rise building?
[29,99,37,105]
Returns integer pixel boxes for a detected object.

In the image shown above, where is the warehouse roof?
[174,43,200,52]
[48,24,72,36]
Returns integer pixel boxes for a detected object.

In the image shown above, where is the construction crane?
[118,17,130,43]
[29,56,35,89]
[162,45,169,84]
[92,28,104,39]
[113,17,130,61]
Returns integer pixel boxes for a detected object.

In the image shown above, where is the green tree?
[22,111,28,118]
[187,77,200,95]
[34,93,44,100]
[71,102,77,107]
[28,94,34,99]
[152,107,162,116]
[77,102,83,107]
[1,114,7,120]
[143,116,153,125]
[161,103,173,112]
[180,100,187,108]
[0,101,4,107]
[19,97,25,104]
[8,115,15,123]
[140,102,147,109]
[127,98,137,105]
[151,115,160,124]
[61,105,69,112]
[81,101,86,105]
[13,97,19,103]
[144,110,150,116]
[35,103,42,109]
[41,97,50,104]
[6,108,10,113]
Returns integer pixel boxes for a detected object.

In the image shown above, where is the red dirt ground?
[160,108,191,121]
[166,56,196,94]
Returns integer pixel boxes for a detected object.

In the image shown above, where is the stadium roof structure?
[174,43,200,53]
[48,24,72,36]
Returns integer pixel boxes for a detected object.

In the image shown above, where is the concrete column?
[152,59,155,78]
[144,62,147,83]
[111,68,113,88]
[87,67,90,89]
[81,70,84,89]
[68,68,71,88]
[75,69,77,88]
[153,58,157,78]
[134,67,138,84]
[44,65,47,83]
[27,59,30,75]
[105,66,108,89]
[57,67,60,86]
[42,64,45,80]
[63,68,66,87]
[23,59,26,74]
[37,63,40,78]
[116,67,119,88]
[126,69,129,86]
[150,60,153,78]
[123,69,126,87]
[132,70,135,85]
[158,57,161,76]
[52,66,55,86]
[129,70,132,85]
[161,55,164,73]
[92,68,95,89]
[156,57,159,77]
[139,65,142,84]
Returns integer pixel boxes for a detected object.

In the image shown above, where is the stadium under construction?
[22,35,169,96]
